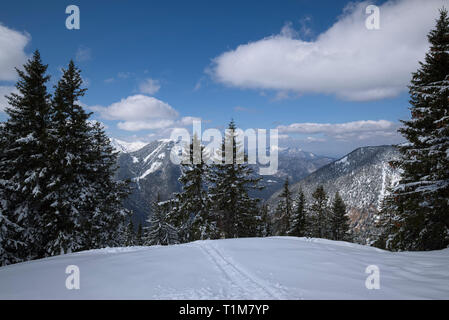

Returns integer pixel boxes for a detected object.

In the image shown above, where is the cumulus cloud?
[210,0,444,101]
[91,94,179,131]
[0,24,30,81]
[139,78,161,95]
[90,94,203,132]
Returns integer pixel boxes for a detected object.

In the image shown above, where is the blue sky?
[0,0,446,157]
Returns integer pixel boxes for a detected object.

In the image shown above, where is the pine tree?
[144,195,179,246]
[310,185,329,239]
[42,60,91,255]
[330,192,351,241]
[125,220,135,246]
[258,203,272,237]
[169,134,217,242]
[85,122,131,248]
[373,188,400,249]
[207,120,263,238]
[379,9,449,251]
[275,178,293,236]
[0,50,53,261]
[136,222,143,246]
[288,188,307,237]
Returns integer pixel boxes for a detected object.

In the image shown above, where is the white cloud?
[92,95,178,121]
[210,0,444,101]
[0,86,18,112]
[90,94,203,133]
[277,120,396,135]
[0,24,30,81]
[139,78,161,95]
[91,94,179,131]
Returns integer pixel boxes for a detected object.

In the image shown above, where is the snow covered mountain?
[113,139,334,224]
[110,138,147,153]
[1,237,447,299]
[115,139,183,224]
[269,145,402,244]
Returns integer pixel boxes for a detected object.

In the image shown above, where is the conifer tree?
[379,9,449,251]
[144,195,179,246]
[330,192,350,241]
[288,188,307,237]
[125,220,135,246]
[258,203,272,237]
[207,120,263,238]
[0,50,53,260]
[43,60,91,255]
[275,178,293,236]
[85,122,130,248]
[310,185,329,239]
[170,134,217,242]
[136,222,143,246]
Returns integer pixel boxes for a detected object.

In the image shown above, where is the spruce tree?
[379,9,449,251]
[207,120,263,238]
[275,178,293,236]
[170,134,216,242]
[288,188,307,237]
[144,195,179,246]
[310,185,329,239]
[258,203,272,237]
[136,222,143,246]
[43,60,91,255]
[0,50,53,260]
[125,220,135,246]
[330,192,350,241]
[85,122,131,248]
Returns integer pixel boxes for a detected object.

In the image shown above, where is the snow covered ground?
[0,237,448,299]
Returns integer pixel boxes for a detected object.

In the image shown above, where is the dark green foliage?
[144,194,179,246]
[169,134,217,242]
[288,188,307,237]
[330,192,350,241]
[207,120,263,238]
[0,52,130,265]
[275,178,293,236]
[378,9,449,251]
[310,185,329,238]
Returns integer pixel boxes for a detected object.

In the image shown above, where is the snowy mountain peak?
[110,138,148,153]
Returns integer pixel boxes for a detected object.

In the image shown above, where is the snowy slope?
[0,237,448,299]
[110,138,147,153]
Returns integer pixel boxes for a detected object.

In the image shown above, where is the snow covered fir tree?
[376,9,449,251]
[0,51,130,266]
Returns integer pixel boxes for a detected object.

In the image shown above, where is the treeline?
[125,122,265,246]
[124,125,352,246]
[272,179,351,241]
[0,51,130,266]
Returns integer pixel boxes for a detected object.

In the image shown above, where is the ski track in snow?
[195,241,286,300]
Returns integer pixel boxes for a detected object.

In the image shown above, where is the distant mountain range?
[268,145,402,244]
[111,139,334,224]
